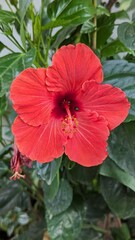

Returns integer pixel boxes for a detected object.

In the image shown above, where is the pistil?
[62,101,78,138]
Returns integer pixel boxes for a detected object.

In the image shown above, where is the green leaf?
[51,26,76,48]
[0,181,31,216]
[68,164,98,185]
[101,39,128,57]
[0,161,8,177]
[97,14,115,48]
[84,192,107,220]
[112,223,131,240]
[15,219,45,240]
[103,60,135,121]
[19,0,31,21]
[100,157,135,192]
[0,95,8,115]
[45,179,73,216]
[42,0,95,30]
[0,9,17,23]
[0,22,12,36]
[100,176,135,218]
[43,173,60,201]
[118,22,135,50]
[97,11,129,48]
[0,144,12,157]
[108,122,135,178]
[96,5,110,16]
[36,156,62,185]
[33,15,41,44]
[19,0,31,50]
[0,42,5,52]
[0,48,36,94]
[47,200,83,240]
[10,0,18,7]
[80,20,95,34]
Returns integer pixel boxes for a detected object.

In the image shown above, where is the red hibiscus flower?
[10,43,130,167]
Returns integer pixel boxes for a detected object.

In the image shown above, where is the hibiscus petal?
[81,81,130,130]
[46,43,103,92]
[12,117,67,163]
[10,68,53,126]
[65,112,109,167]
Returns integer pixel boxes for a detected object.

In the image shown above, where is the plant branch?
[5,0,14,12]
[106,0,117,11]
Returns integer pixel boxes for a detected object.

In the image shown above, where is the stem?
[4,45,14,53]
[5,0,14,12]
[83,224,110,234]
[38,50,46,66]
[44,29,52,67]
[6,35,25,52]
[41,35,47,56]
[11,35,26,52]
[92,0,97,50]
[106,0,117,11]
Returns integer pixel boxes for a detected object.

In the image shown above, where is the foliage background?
[0,0,135,239]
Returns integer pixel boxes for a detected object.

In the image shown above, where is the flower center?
[52,92,81,119]
[62,101,78,138]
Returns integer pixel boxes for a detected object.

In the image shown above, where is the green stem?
[5,0,14,12]
[6,35,25,52]
[41,35,47,56]
[11,35,26,52]
[83,223,110,234]
[92,0,97,50]
[4,45,14,53]
[38,50,46,66]
[44,29,52,67]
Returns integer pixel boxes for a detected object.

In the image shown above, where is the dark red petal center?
[52,92,82,119]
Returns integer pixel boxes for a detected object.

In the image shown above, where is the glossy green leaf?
[84,192,107,220]
[0,42,5,52]
[0,161,8,177]
[33,15,41,44]
[101,40,128,57]
[42,0,95,30]
[118,22,135,50]
[19,0,31,50]
[47,0,72,19]
[0,95,8,115]
[96,5,110,16]
[10,0,18,7]
[51,26,76,48]
[45,179,73,216]
[0,10,17,23]
[80,20,95,34]
[0,181,31,216]
[15,219,45,240]
[108,122,135,178]
[36,156,62,185]
[0,22,12,36]
[97,15,115,48]
[97,11,129,48]
[68,164,98,185]
[43,172,59,201]
[19,0,31,21]
[47,200,83,240]
[100,157,135,192]
[0,48,36,94]
[0,144,12,157]
[103,60,135,121]
[100,176,135,218]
